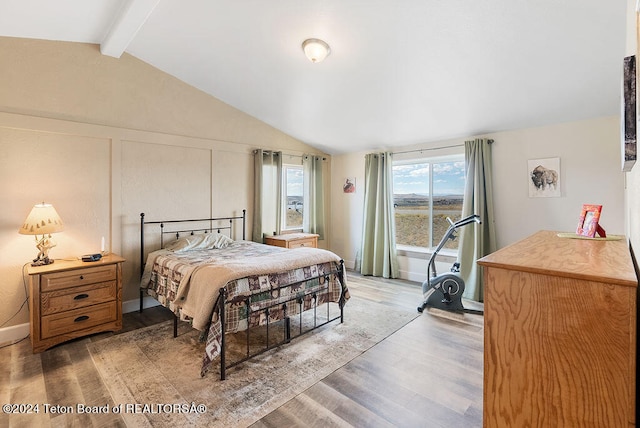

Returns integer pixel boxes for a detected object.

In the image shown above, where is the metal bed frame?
[139,210,346,380]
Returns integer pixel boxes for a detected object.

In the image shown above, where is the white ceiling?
[0,0,628,155]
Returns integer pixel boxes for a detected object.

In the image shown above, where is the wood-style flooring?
[0,273,483,427]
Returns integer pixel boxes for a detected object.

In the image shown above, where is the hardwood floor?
[0,273,483,427]
[252,274,483,428]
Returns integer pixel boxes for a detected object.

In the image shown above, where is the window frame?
[281,163,304,232]
[392,153,465,254]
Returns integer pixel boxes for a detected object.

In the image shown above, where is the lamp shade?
[302,38,331,63]
[19,203,64,235]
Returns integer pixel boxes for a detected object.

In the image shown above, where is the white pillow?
[165,233,233,252]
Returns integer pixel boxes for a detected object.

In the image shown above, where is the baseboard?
[400,269,427,283]
[343,259,356,270]
[0,322,30,347]
[0,298,160,346]
[346,263,424,283]
[122,296,160,314]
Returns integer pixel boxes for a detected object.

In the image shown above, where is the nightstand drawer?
[41,264,117,292]
[41,281,116,315]
[40,301,118,339]
[287,238,316,248]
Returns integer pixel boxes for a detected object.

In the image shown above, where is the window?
[283,164,303,229]
[392,155,465,251]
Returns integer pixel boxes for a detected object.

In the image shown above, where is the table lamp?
[18,202,64,266]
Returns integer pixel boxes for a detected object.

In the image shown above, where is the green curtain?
[458,138,497,302]
[252,149,282,242]
[360,152,399,278]
[302,154,325,240]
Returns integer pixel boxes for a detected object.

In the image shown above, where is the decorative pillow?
[165,233,233,252]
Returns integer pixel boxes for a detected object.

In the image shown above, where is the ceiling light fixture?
[302,38,331,63]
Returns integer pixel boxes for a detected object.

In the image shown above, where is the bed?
[138,211,349,379]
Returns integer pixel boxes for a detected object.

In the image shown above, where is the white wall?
[0,37,327,344]
[0,127,112,333]
[330,116,625,281]
[491,117,624,246]
[0,115,260,336]
[330,151,366,269]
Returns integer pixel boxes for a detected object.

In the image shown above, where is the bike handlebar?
[427,214,482,278]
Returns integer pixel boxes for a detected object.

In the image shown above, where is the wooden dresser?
[27,254,125,353]
[478,231,637,427]
[264,233,319,249]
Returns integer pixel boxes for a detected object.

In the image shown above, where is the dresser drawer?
[41,264,117,292]
[40,301,118,339]
[288,237,316,248]
[41,281,116,315]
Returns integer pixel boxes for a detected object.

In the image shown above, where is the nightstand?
[27,254,125,353]
[264,233,319,249]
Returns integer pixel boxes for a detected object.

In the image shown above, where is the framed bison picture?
[528,157,561,197]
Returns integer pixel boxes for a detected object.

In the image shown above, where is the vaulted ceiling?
[0,0,627,154]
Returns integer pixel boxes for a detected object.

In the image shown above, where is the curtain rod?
[392,139,493,156]
[252,149,326,161]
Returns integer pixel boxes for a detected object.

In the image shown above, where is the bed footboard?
[217,259,346,380]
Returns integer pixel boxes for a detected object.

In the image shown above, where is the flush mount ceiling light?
[302,38,331,63]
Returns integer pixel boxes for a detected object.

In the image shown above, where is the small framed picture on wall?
[622,55,637,171]
[528,158,560,198]
[343,177,356,193]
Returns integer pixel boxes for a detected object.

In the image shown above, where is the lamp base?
[31,257,54,267]
[31,235,57,266]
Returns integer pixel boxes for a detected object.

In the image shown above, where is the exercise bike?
[417,214,483,315]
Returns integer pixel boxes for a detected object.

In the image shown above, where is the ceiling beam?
[100,0,160,58]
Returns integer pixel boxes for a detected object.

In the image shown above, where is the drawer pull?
[74,315,90,323]
[79,275,84,280]
[74,294,89,300]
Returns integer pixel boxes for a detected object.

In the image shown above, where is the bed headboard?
[139,210,246,277]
